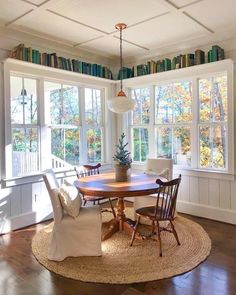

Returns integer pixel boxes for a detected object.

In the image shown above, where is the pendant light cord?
[120,27,123,92]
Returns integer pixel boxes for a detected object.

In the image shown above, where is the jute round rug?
[32,208,211,284]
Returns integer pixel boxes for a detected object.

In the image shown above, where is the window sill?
[131,163,235,181]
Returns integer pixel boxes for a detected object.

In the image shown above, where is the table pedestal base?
[102,197,139,241]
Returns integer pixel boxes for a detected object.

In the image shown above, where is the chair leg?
[170,220,180,245]
[108,198,116,218]
[151,220,155,236]
[130,216,140,246]
[156,221,162,257]
[83,199,87,206]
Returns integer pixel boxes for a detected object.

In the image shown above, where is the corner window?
[129,71,231,173]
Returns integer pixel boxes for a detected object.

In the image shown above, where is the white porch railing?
[12,152,74,176]
[51,154,74,169]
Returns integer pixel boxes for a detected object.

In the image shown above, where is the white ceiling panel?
[168,0,201,8]
[15,10,103,44]
[0,0,32,24]
[50,0,169,33]
[79,35,148,59]
[118,11,208,49]
[185,0,236,30]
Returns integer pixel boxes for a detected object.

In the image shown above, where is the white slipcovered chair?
[43,169,102,261]
[133,158,174,224]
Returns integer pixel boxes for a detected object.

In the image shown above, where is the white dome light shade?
[108,95,135,113]
[108,90,135,113]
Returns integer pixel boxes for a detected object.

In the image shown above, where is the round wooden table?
[74,172,164,240]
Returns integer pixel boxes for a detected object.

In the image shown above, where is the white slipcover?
[133,158,175,224]
[43,169,102,261]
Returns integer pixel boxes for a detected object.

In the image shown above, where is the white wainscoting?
[130,166,236,225]
[174,172,236,225]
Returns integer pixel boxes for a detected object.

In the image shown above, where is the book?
[195,49,205,65]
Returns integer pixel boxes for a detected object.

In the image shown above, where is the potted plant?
[113,133,132,182]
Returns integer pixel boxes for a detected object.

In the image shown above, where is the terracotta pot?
[115,164,131,182]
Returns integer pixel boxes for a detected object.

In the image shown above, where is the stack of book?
[172,54,195,69]
[207,45,225,63]
[117,67,132,79]
[9,44,113,80]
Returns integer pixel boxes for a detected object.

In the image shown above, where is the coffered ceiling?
[0,0,236,63]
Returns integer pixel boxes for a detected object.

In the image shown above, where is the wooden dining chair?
[74,163,116,218]
[130,174,182,257]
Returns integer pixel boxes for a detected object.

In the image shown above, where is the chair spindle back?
[154,174,181,220]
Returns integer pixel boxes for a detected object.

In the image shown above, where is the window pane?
[199,75,227,123]
[156,127,172,158]
[213,126,226,169]
[87,128,102,163]
[173,81,192,122]
[11,77,37,124]
[45,82,62,125]
[12,128,38,176]
[199,125,226,169]
[199,78,212,122]
[24,78,37,124]
[65,129,80,165]
[199,126,211,168]
[85,88,102,125]
[51,128,64,161]
[131,88,150,124]
[11,76,23,124]
[131,128,148,162]
[212,76,227,122]
[63,85,80,125]
[173,127,191,166]
[155,84,173,124]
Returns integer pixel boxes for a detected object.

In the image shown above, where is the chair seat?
[136,205,170,220]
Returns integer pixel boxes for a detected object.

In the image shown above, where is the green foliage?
[113,133,132,166]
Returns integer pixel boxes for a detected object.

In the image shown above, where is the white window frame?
[124,60,234,176]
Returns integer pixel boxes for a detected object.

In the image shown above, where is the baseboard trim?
[0,207,53,235]
[177,201,236,225]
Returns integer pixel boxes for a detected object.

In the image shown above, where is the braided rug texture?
[32,208,211,284]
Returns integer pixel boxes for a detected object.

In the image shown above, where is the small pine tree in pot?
[113,133,132,182]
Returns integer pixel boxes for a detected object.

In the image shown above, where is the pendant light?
[107,23,135,114]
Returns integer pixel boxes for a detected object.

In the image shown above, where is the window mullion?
[80,86,87,164]
[192,77,199,169]
[149,85,155,158]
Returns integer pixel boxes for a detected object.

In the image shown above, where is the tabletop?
[74,172,165,198]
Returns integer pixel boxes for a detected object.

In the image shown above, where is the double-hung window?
[84,88,104,163]
[45,82,80,167]
[10,76,39,177]
[198,75,228,170]
[130,87,150,162]
[155,81,192,167]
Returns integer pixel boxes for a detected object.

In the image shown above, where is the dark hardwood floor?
[0,202,236,295]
